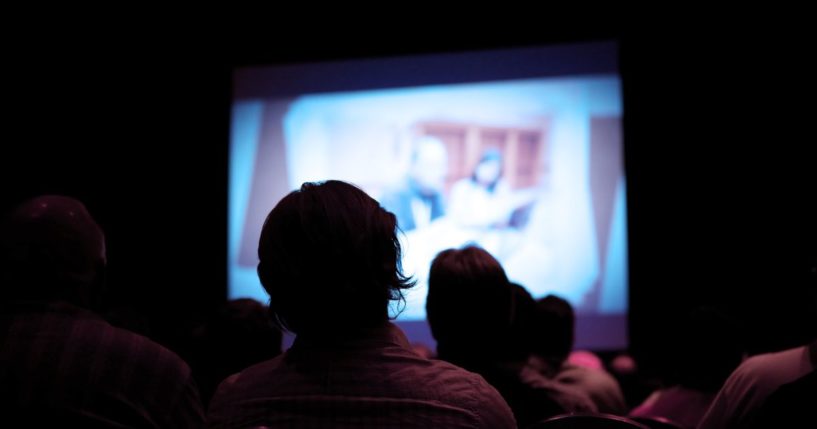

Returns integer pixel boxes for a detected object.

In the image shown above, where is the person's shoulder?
[397,355,483,388]
[235,353,287,379]
[207,353,289,418]
[423,359,516,427]
[734,346,806,379]
[424,358,511,405]
[450,178,474,195]
[557,363,602,381]
[423,356,490,382]
[215,352,289,394]
[718,346,807,401]
[566,364,619,385]
[102,324,194,373]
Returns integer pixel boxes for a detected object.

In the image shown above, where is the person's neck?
[296,320,392,342]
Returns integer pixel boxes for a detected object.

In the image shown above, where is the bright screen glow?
[229,42,628,350]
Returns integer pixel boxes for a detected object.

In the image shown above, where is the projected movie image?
[230,75,626,348]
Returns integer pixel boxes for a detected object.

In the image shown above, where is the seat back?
[527,413,651,429]
[629,416,688,429]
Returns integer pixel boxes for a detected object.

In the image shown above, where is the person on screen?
[0,196,205,427]
[379,136,448,232]
[448,149,515,230]
[207,181,516,429]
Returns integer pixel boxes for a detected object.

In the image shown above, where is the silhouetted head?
[192,298,282,406]
[471,149,503,192]
[533,294,575,366]
[0,195,106,307]
[426,245,514,359]
[409,136,448,196]
[257,180,414,335]
[203,298,282,357]
[508,282,539,358]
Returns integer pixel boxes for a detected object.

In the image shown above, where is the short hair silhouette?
[426,247,567,427]
[257,180,414,334]
[508,282,539,358]
[534,295,576,366]
[426,245,514,357]
[191,298,282,407]
[0,196,205,426]
[0,195,105,306]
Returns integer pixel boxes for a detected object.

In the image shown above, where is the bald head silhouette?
[1,195,106,306]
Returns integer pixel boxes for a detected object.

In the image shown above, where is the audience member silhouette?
[0,195,205,427]
[206,181,515,428]
[190,298,282,408]
[525,294,627,415]
[426,245,576,428]
[629,306,744,428]
[698,260,817,429]
[697,338,816,429]
[511,284,602,417]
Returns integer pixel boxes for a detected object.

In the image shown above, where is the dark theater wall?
[3,28,815,365]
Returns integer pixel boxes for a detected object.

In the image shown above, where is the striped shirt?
[0,300,205,428]
[207,323,516,429]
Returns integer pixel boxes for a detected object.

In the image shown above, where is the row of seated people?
[1,183,815,428]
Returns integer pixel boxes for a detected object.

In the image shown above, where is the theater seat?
[526,413,651,429]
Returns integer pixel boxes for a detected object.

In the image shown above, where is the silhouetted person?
[698,339,817,429]
[608,353,658,412]
[207,181,515,428]
[0,195,205,428]
[190,298,282,408]
[510,283,601,419]
[630,306,744,428]
[427,245,574,428]
[525,294,627,415]
[698,261,817,429]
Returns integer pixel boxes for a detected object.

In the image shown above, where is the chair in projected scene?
[526,413,650,429]
[628,416,687,429]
